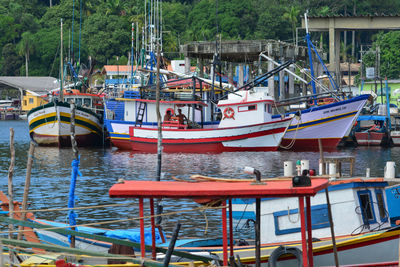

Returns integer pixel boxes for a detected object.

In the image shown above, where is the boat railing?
[276,91,348,107]
[162,120,188,129]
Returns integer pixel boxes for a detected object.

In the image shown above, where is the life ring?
[166,108,175,116]
[268,245,303,267]
[223,107,235,120]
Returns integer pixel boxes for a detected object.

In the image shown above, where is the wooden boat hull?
[28,101,103,147]
[210,228,400,266]
[129,118,292,153]
[391,131,400,146]
[278,94,370,150]
[355,131,387,146]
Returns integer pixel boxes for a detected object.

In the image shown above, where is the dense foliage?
[1,0,400,78]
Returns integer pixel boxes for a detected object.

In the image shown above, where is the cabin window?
[375,189,388,222]
[238,105,257,112]
[264,104,272,113]
[84,98,91,107]
[357,190,376,224]
[29,98,34,104]
[75,98,82,106]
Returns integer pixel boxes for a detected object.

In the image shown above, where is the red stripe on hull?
[31,132,102,147]
[131,127,286,144]
[279,138,342,151]
[131,141,279,153]
[355,132,386,146]
[111,139,132,150]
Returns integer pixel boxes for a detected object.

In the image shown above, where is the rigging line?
[1,204,228,235]
[71,0,75,63]
[78,0,82,65]
[9,202,133,213]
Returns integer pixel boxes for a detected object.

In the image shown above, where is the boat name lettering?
[322,106,347,114]
[33,110,46,117]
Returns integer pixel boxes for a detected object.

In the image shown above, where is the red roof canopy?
[109,179,328,199]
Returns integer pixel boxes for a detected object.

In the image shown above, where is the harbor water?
[1,120,399,240]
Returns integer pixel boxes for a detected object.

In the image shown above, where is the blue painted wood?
[273,204,330,236]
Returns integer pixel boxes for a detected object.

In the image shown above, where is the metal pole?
[60,19,64,102]
[299,196,308,267]
[228,199,234,257]
[306,197,314,267]
[156,44,162,181]
[150,198,156,260]
[325,189,339,267]
[255,197,261,267]
[221,199,228,266]
[163,222,181,267]
[139,198,145,258]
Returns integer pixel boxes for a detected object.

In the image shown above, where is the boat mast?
[305,12,317,105]
[60,19,64,102]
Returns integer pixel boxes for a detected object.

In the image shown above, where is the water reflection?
[0,121,399,239]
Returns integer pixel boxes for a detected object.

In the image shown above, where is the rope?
[279,115,302,150]
[0,203,228,235]
[8,202,133,213]
[287,206,299,223]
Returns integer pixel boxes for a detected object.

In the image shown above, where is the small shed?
[0,77,59,111]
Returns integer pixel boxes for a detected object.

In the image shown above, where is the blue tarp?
[105,227,163,245]
[357,115,387,121]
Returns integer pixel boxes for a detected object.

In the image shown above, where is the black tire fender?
[268,245,303,267]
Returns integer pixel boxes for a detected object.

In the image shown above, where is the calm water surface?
[0,120,398,239]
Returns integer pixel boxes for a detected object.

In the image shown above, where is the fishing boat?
[276,94,371,150]
[104,77,224,150]
[129,89,293,153]
[27,89,103,147]
[354,115,389,146]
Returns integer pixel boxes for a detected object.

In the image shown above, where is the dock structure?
[302,15,400,86]
[180,40,324,100]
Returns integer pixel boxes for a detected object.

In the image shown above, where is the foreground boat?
[28,90,103,147]
[129,90,292,153]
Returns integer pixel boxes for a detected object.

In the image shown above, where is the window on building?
[24,100,27,106]
[29,98,34,104]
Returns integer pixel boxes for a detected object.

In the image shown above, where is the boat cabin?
[217,88,275,128]
[232,179,390,244]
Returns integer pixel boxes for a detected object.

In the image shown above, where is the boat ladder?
[135,102,147,126]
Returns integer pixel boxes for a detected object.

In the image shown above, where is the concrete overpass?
[180,40,321,99]
[302,15,400,83]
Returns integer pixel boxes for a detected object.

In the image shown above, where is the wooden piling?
[70,101,78,248]
[7,128,15,265]
[17,141,35,241]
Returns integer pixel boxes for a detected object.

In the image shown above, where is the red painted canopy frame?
[109,179,329,266]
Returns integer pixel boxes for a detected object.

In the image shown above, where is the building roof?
[102,65,138,76]
[0,77,59,95]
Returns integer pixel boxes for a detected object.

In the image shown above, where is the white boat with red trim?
[129,89,293,153]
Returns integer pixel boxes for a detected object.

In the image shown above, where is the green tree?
[283,5,301,44]
[1,43,23,75]
[82,13,130,66]
[17,32,36,76]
